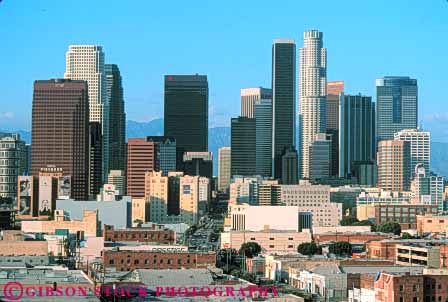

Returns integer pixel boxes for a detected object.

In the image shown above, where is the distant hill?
[7,121,448,178]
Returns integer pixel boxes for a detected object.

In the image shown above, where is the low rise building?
[228,204,299,231]
[0,267,97,301]
[357,203,438,229]
[289,264,347,302]
[21,209,99,236]
[312,225,371,235]
[416,214,448,235]
[220,230,311,252]
[103,249,216,271]
[314,232,393,245]
[103,224,175,244]
[396,243,441,268]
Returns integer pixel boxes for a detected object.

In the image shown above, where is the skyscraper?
[32,79,89,200]
[255,99,273,177]
[339,94,376,178]
[394,128,430,179]
[326,81,344,176]
[147,136,177,176]
[377,140,411,192]
[281,147,299,184]
[0,133,26,199]
[240,87,272,118]
[299,30,327,179]
[376,76,418,142]
[164,75,208,167]
[309,133,332,181]
[272,39,296,179]
[89,122,102,198]
[105,64,126,173]
[231,117,256,177]
[64,45,109,182]
[126,138,156,198]
[218,147,231,193]
[182,152,213,178]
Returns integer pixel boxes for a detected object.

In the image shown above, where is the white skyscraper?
[299,30,327,178]
[394,128,430,178]
[64,45,109,181]
[218,147,231,193]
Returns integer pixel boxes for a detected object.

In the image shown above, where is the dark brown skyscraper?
[32,79,89,200]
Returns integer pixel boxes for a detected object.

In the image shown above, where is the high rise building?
[255,99,273,177]
[126,138,156,198]
[64,45,109,182]
[377,140,411,191]
[281,147,299,185]
[339,94,376,178]
[147,136,177,176]
[218,147,231,193]
[299,30,327,179]
[412,164,444,211]
[231,117,256,177]
[309,133,332,181]
[182,152,213,178]
[394,128,430,179]
[272,39,296,179]
[107,170,126,196]
[326,81,344,176]
[164,75,208,167]
[240,87,272,118]
[0,133,26,199]
[105,64,126,172]
[88,122,102,198]
[376,76,418,142]
[32,79,89,200]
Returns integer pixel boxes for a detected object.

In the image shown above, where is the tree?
[340,216,359,226]
[353,220,374,226]
[401,232,414,239]
[239,242,262,258]
[297,242,321,256]
[376,221,401,235]
[329,241,352,256]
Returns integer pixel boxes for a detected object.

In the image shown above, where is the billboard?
[58,176,71,199]
[38,176,53,216]
[18,177,32,216]
[19,197,31,215]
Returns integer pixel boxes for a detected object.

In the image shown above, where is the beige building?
[21,209,99,237]
[220,230,311,252]
[145,171,169,223]
[0,231,48,256]
[416,214,448,235]
[218,147,231,193]
[144,171,209,225]
[132,198,147,224]
[377,140,411,191]
[281,181,342,227]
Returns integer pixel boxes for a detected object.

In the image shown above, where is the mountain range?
[4,119,448,177]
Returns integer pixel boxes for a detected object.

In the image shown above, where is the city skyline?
[1,0,448,141]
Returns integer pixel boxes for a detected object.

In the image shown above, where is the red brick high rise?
[126,138,156,197]
[32,79,89,200]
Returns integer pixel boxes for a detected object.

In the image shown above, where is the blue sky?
[1,0,448,139]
